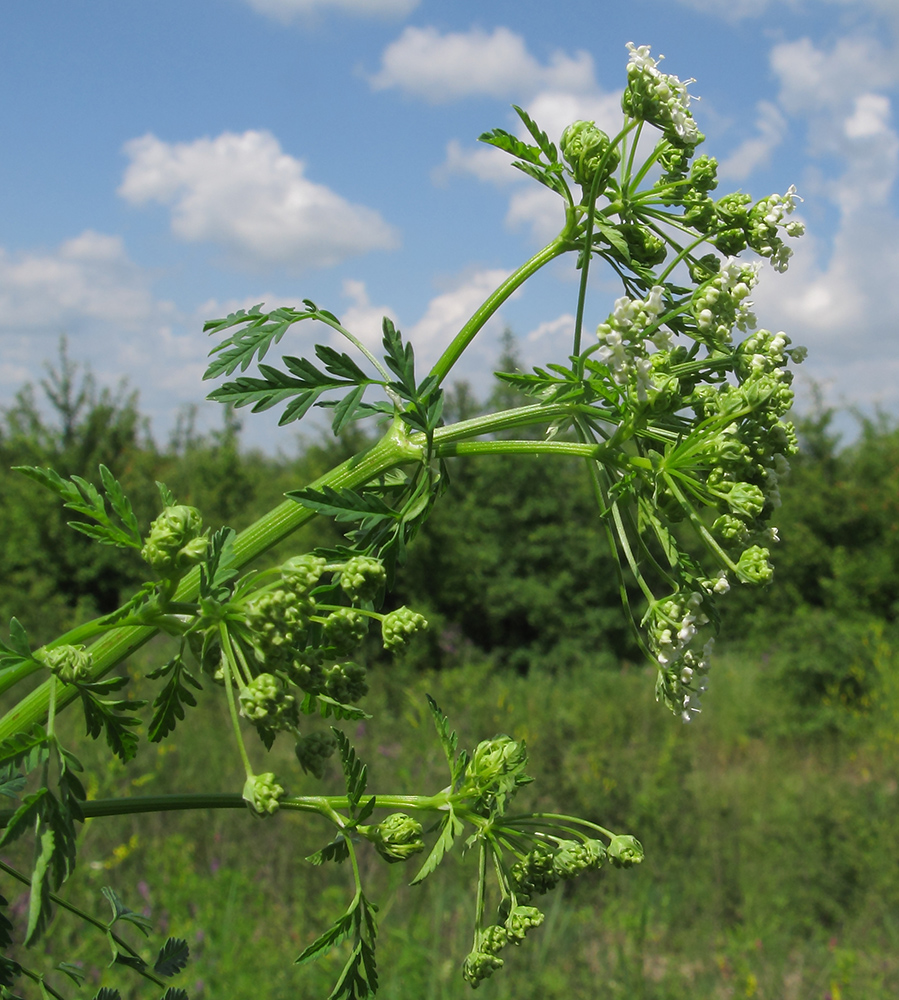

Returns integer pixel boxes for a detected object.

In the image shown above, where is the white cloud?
[506,186,567,244]
[771,37,897,120]
[718,101,787,181]
[243,0,417,21]
[845,93,892,138]
[337,279,397,354]
[369,26,594,103]
[407,268,511,372]
[526,313,575,344]
[0,231,159,330]
[118,130,399,272]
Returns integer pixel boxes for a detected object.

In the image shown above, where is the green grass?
[5,638,899,999]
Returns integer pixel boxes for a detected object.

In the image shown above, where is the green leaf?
[331,383,368,435]
[478,127,543,166]
[287,486,396,526]
[295,910,355,966]
[161,990,190,1000]
[56,962,87,985]
[0,618,32,669]
[154,937,190,977]
[76,684,144,763]
[204,303,315,378]
[333,730,367,810]
[409,811,464,885]
[0,893,14,950]
[0,725,50,776]
[93,990,122,1000]
[306,836,350,866]
[102,887,152,937]
[156,481,177,508]
[200,527,239,601]
[148,656,202,742]
[25,825,55,945]
[0,788,49,848]
[299,692,369,723]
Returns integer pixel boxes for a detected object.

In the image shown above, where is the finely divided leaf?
[154,937,190,977]
[0,726,50,776]
[299,692,369,723]
[295,910,355,966]
[409,811,464,885]
[148,656,202,742]
[0,618,32,669]
[306,836,350,867]
[333,730,367,810]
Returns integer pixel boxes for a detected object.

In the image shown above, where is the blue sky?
[1,0,897,449]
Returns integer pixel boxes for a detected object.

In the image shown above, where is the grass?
[4,635,899,999]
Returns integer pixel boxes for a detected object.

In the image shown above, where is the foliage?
[0,43,818,998]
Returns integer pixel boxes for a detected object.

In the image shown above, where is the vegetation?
[1,41,891,1000]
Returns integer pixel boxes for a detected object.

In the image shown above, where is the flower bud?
[359,812,425,864]
[294,731,337,779]
[141,505,207,578]
[242,772,284,816]
[339,556,386,602]
[607,834,644,868]
[381,607,428,650]
[560,120,619,191]
[281,554,326,594]
[39,644,92,684]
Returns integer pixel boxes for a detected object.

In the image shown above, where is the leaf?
[204,303,314,378]
[331,383,368,436]
[0,618,32,669]
[512,105,558,162]
[0,725,49,776]
[0,893,13,950]
[77,685,144,763]
[305,836,350,866]
[426,696,458,776]
[102,887,152,936]
[25,825,55,945]
[92,990,122,1000]
[200,527,239,601]
[156,481,177,508]
[333,730,367,810]
[0,766,25,801]
[161,990,190,1000]
[299,692,369,723]
[287,486,397,526]
[154,937,190,977]
[0,788,49,848]
[295,910,355,966]
[478,127,543,165]
[56,962,87,985]
[409,811,464,885]
[148,656,202,742]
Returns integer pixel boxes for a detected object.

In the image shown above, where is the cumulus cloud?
[369,26,594,103]
[337,279,397,354]
[0,231,160,333]
[118,130,399,272]
[752,35,899,415]
[242,0,417,21]
[407,268,511,372]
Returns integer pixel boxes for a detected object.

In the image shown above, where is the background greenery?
[2,342,899,998]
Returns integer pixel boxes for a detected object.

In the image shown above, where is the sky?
[1,0,897,451]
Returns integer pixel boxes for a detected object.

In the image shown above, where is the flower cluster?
[462,907,545,988]
[39,643,93,684]
[596,285,669,398]
[647,591,716,721]
[622,42,702,146]
[242,771,284,816]
[691,257,760,344]
[358,813,425,864]
[381,606,428,650]
[141,505,208,578]
[560,119,620,193]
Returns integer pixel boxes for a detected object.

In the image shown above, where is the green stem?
[428,237,570,387]
[433,439,616,461]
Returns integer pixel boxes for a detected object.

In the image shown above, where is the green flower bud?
[559,120,620,191]
[510,848,559,899]
[141,505,207,578]
[381,607,428,650]
[323,661,368,704]
[720,481,766,520]
[238,672,295,726]
[551,838,606,878]
[504,905,544,944]
[469,735,529,786]
[286,649,326,695]
[462,950,503,988]
[736,545,774,585]
[607,834,644,868]
[39,644,92,684]
[294,731,337,779]
[243,772,284,816]
[617,223,667,266]
[359,812,425,864]
[323,608,369,656]
[689,154,718,193]
[339,556,386,602]
[281,554,326,594]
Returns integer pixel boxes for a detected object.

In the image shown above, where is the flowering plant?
[0,43,803,999]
